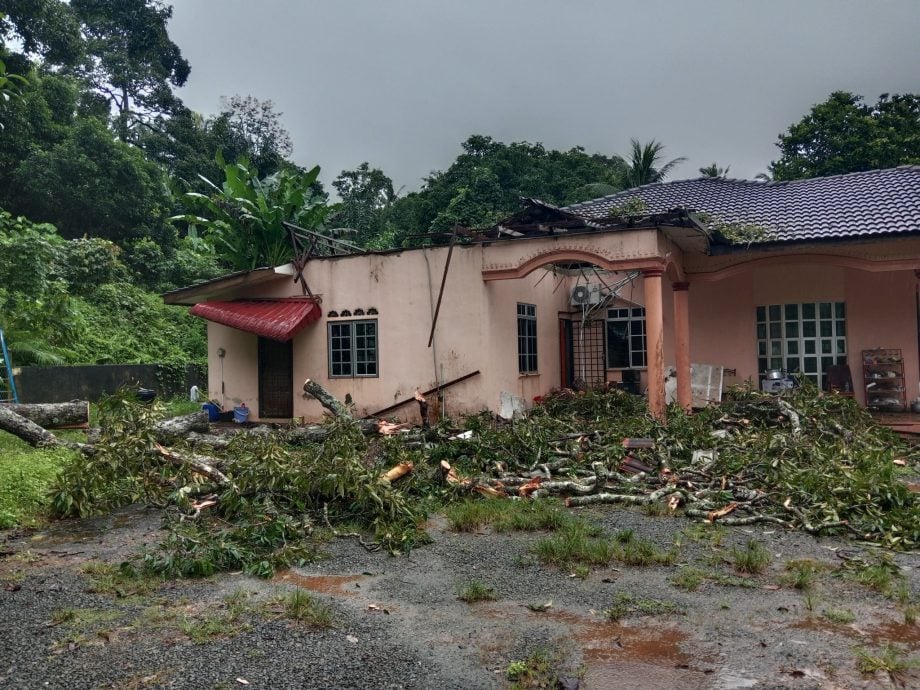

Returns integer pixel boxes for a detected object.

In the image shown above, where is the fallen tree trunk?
[0,401,89,429]
[0,405,91,453]
[303,378,352,419]
[152,443,232,486]
[153,411,210,442]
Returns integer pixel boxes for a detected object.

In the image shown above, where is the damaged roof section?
[189,297,321,341]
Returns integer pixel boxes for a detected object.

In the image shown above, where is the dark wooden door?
[258,337,293,418]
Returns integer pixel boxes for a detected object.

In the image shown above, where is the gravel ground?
[1,504,919,689]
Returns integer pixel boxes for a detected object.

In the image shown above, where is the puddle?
[275,571,366,597]
[865,621,920,648]
[540,610,709,689]
[791,617,920,648]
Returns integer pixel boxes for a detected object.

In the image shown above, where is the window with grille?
[328,319,378,378]
[606,307,647,368]
[756,302,846,386]
[517,303,538,373]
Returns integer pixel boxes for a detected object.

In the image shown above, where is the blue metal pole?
[0,328,20,403]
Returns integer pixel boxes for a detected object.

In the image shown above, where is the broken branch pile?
[4,380,917,579]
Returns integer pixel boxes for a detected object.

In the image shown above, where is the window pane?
[757,324,766,339]
[784,304,799,321]
[802,303,815,319]
[769,323,782,338]
[836,339,846,354]
[769,305,781,321]
[819,303,832,319]
[786,358,800,372]
[787,340,799,355]
[786,322,798,338]
[821,340,832,354]
[820,321,832,337]
[836,320,846,336]
[758,341,767,356]
[758,358,768,373]
[804,357,817,373]
[606,321,629,368]
[770,357,783,369]
[771,341,782,356]
[804,340,816,354]
[803,321,816,338]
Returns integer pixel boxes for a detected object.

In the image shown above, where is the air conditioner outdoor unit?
[570,283,602,306]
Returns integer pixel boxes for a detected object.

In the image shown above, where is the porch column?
[672,282,692,412]
[643,267,666,421]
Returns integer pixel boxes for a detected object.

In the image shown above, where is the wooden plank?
[368,370,480,418]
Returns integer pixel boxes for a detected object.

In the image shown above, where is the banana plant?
[172,156,340,270]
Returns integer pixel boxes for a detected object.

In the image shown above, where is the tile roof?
[563,166,920,244]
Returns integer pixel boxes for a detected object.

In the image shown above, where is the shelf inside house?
[862,348,906,411]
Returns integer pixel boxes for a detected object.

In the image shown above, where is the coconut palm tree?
[699,162,730,178]
[622,139,687,187]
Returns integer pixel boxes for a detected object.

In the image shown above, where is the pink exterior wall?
[690,264,918,404]
[203,245,569,422]
[191,230,920,421]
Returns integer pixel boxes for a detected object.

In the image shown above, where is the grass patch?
[532,522,674,571]
[606,591,684,622]
[682,523,728,547]
[445,499,569,533]
[840,555,903,597]
[670,567,706,591]
[780,559,826,590]
[855,644,919,678]
[823,608,856,624]
[179,612,249,644]
[456,580,498,602]
[532,521,613,569]
[81,561,161,598]
[731,540,771,575]
[0,433,75,528]
[279,589,334,627]
[506,649,555,689]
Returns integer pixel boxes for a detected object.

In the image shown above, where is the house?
[163,166,920,423]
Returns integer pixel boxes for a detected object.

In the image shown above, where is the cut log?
[0,401,89,429]
[303,379,352,420]
[0,405,91,453]
[152,411,210,442]
[380,461,414,483]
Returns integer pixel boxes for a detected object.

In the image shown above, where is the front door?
[258,337,293,418]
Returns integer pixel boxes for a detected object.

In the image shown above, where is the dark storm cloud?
[168,0,920,190]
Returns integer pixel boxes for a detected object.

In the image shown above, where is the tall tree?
[622,138,686,187]
[70,0,190,141]
[770,91,920,180]
[331,162,396,245]
[0,1,84,69]
[219,95,292,178]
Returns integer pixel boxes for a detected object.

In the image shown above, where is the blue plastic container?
[202,402,220,422]
[233,406,250,424]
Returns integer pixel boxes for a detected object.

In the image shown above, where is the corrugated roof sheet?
[190,298,321,341]
[563,166,920,244]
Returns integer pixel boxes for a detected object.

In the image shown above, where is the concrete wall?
[205,244,570,422]
[14,364,203,403]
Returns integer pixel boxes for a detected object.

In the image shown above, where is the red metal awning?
[190,298,321,341]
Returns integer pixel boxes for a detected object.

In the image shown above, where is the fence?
[13,364,205,403]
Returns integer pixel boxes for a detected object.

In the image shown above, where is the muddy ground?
[1,504,918,689]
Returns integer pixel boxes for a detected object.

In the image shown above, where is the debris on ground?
[2,377,918,578]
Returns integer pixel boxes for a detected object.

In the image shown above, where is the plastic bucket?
[201,402,220,422]
[233,406,250,424]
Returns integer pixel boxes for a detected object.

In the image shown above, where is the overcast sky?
[168,0,920,192]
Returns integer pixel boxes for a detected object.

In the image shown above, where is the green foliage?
[771,91,920,180]
[10,116,170,241]
[331,162,396,245]
[456,580,498,602]
[0,432,73,528]
[699,162,730,178]
[174,157,338,270]
[622,138,686,187]
[49,389,180,518]
[822,608,856,624]
[371,134,627,246]
[506,650,555,689]
[854,644,918,677]
[781,559,826,590]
